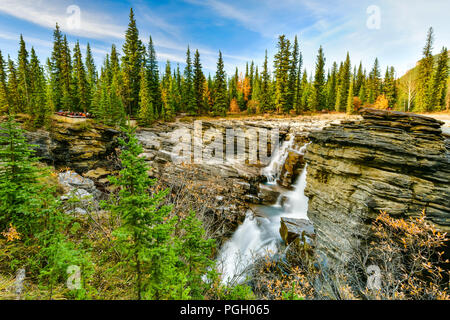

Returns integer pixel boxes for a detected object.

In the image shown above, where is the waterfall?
[261,135,295,184]
[218,140,309,284]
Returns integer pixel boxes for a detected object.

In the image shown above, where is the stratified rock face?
[304,108,450,265]
[25,120,120,173]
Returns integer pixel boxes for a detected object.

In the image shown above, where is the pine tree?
[326,62,337,110]
[17,35,30,113]
[49,24,64,110]
[29,48,49,126]
[0,116,41,233]
[287,35,299,110]
[0,50,9,113]
[415,27,435,112]
[85,43,97,109]
[383,66,396,108]
[311,46,326,111]
[138,67,154,125]
[73,41,89,112]
[108,126,177,300]
[367,58,381,104]
[336,53,351,112]
[61,35,73,111]
[183,46,196,115]
[213,51,228,116]
[146,36,162,115]
[7,57,20,114]
[193,49,205,114]
[346,77,354,114]
[274,35,291,113]
[431,47,449,110]
[122,8,144,115]
[355,62,365,96]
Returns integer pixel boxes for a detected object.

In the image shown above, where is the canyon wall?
[304,108,450,265]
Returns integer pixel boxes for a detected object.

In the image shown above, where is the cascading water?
[261,135,296,185]
[218,138,309,284]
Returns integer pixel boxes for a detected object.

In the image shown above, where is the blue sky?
[0,0,449,77]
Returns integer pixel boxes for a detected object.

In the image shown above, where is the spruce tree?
[7,57,20,114]
[287,35,299,109]
[274,35,291,113]
[311,46,326,111]
[138,67,154,125]
[60,35,73,111]
[346,77,354,114]
[29,48,49,126]
[193,49,205,114]
[183,46,196,115]
[416,27,435,112]
[17,35,30,113]
[85,43,97,109]
[0,50,9,113]
[367,58,381,104]
[73,41,89,112]
[431,47,449,110]
[146,36,162,115]
[49,24,64,110]
[122,8,144,115]
[326,62,337,110]
[213,51,228,116]
[108,126,177,300]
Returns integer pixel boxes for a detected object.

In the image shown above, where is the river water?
[218,138,309,284]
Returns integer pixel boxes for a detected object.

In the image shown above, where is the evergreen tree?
[29,48,49,126]
[287,35,299,109]
[138,67,154,125]
[60,35,73,111]
[367,58,381,104]
[383,66,396,108]
[415,27,435,112]
[355,62,365,96]
[0,117,41,233]
[193,49,205,114]
[183,46,196,115]
[108,126,178,300]
[326,62,337,110]
[346,77,354,114]
[213,51,227,116]
[336,53,351,111]
[17,35,30,113]
[49,24,64,110]
[311,46,326,111]
[273,35,291,113]
[431,47,449,110]
[73,41,89,112]
[122,8,144,115]
[0,50,9,113]
[85,43,97,108]
[146,37,162,115]
[7,57,20,114]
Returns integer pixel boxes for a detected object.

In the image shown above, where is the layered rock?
[304,108,450,265]
[25,119,120,173]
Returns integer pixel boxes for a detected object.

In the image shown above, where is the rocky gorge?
[20,110,450,280]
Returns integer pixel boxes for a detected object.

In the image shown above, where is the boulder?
[279,217,315,245]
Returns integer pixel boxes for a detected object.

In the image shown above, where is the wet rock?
[257,184,281,205]
[280,217,315,245]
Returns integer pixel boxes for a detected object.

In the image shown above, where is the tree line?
[0,10,448,128]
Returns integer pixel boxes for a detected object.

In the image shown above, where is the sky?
[0,0,449,77]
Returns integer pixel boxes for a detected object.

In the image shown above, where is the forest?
[0,8,448,128]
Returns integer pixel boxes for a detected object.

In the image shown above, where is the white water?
[218,140,309,284]
[261,135,296,184]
